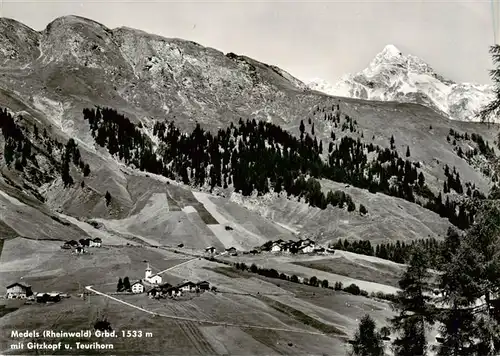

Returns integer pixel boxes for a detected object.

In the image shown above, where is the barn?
[197,281,210,291]
[178,281,197,292]
[6,283,33,299]
[89,238,102,247]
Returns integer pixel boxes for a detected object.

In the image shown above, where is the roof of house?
[93,238,102,242]
[6,282,31,289]
[197,281,209,285]
[177,281,196,288]
[48,292,60,297]
[131,281,143,287]
[165,286,181,293]
[298,242,314,249]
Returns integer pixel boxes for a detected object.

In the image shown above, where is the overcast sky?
[2,0,495,85]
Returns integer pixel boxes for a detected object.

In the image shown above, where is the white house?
[178,281,196,292]
[131,281,144,294]
[6,283,33,299]
[143,263,162,285]
[299,243,315,253]
[299,239,313,248]
[89,238,102,247]
[271,242,282,253]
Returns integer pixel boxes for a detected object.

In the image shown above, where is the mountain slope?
[306,45,494,122]
[0,15,497,248]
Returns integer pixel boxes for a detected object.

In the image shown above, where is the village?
[117,262,213,300]
[4,235,334,304]
[4,235,214,305]
[204,237,334,256]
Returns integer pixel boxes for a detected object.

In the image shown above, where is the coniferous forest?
[82,106,484,229]
[0,107,91,190]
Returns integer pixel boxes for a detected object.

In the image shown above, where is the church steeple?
[145,262,152,279]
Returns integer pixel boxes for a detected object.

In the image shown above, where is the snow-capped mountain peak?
[371,44,403,65]
[306,45,494,122]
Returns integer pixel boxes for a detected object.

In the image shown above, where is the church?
[143,263,162,285]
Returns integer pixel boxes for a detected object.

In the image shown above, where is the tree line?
[82,106,486,228]
[82,107,366,214]
[331,235,446,269]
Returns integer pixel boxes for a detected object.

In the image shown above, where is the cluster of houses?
[5,282,68,304]
[205,246,238,256]
[126,264,212,299]
[60,237,102,254]
[144,280,211,299]
[203,238,332,256]
[263,238,334,254]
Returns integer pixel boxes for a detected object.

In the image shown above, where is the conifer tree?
[117,278,123,292]
[83,164,91,177]
[105,191,111,206]
[478,46,500,123]
[123,277,131,291]
[437,203,500,355]
[391,245,435,356]
[350,314,384,356]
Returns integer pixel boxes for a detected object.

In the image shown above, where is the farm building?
[79,239,90,247]
[166,287,182,298]
[197,281,210,291]
[298,242,315,253]
[265,238,318,254]
[299,239,314,247]
[205,246,216,254]
[5,283,33,299]
[178,281,197,292]
[75,246,86,254]
[89,238,102,247]
[131,281,145,294]
[147,284,179,299]
[36,292,61,303]
[146,287,161,298]
[271,242,282,253]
